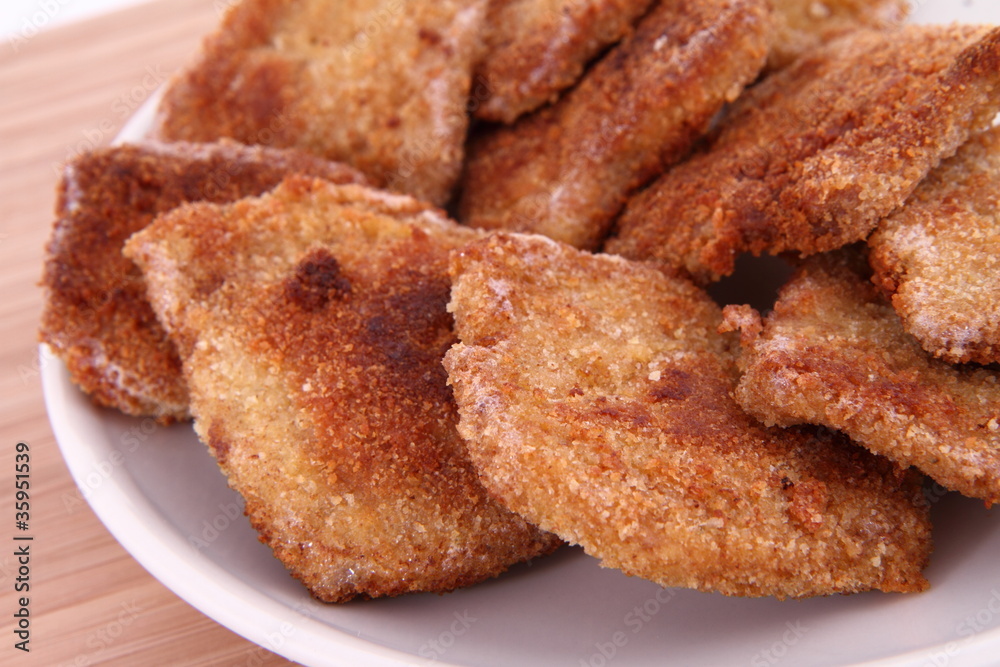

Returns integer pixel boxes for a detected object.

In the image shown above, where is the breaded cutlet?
[39,140,365,422]
[444,232,931,599]
[768,0,909,71]
[125,178,560,602]
[151,0,488,206]
[724,250,1000,505]
[474,0,654,124]
[869,126,1000,365]
[458,0,770,250]
[608,25,1000,283]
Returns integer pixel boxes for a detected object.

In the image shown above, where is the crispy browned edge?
[39,140,365,422]
[869,126,1000,365]
[726,249,1000,505]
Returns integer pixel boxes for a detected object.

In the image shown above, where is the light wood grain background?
[0,1,295,664]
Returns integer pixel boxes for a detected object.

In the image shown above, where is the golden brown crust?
[608,25,1000,283]
[445,232,931,599]
[125,178,560,602]
[768,0,909,71]
[458,0,770,250]
[727,250,1000,505]
[39,141,365,422]
[152,0,488,206]
[868,126,1000,365]
[474,0,655,123]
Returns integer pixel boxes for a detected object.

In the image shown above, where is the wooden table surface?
[0,1,295,664]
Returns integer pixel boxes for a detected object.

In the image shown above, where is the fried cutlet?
[474,0,655,124]
[768,0,909,71]
[458,0,770,250]
[151,0,487,206]
[39,140,365,422]
[724,250,1000,505]
[444,232,931,598]
[124,178,560,602]
[868,126,1000,366]
[607,25,1000,283]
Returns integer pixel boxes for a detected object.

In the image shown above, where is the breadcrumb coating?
[726,250,1000,505]
[39,140,364,422]
[151,0,488,205]
[459,0,770,250]
[474,0,654,123]
[445,232,931,599]
[125,178,559,602]
[608,25,1000,282]
[869,126,1000,365]
[768,0,909,71]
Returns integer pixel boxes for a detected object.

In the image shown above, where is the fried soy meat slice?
[39,140,365,422]
[609,25,1000,283]
[151,0,488,206]
[869,126,1000,365]
[474,0,654,124]
[125,178,560,602]
[444,232,931,599]
[768,0,908,71]
[724,251,1000,505]
[459,0,770,250]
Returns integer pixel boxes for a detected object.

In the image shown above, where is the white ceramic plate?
[44,2,1000,665]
